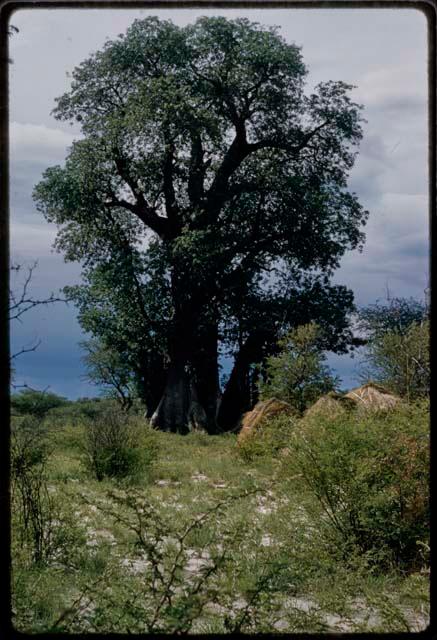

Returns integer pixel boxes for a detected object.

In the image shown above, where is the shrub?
[50,487,286,634]
[83,409,158,480]
[46,397,119,428]
[284,401,429,570]
[11,389,69,419]
[258,323,339,414]
[361,321,430,401]
[357,297,429,400]
[11,417,55,564]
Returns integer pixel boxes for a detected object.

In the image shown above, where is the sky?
[9,7,429,398]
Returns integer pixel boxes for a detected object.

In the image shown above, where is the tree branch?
[247,119,331,155]
[111,150,170,238]
[204,119,331,224]
[162,133,179,222]
[188,131,206,207]
[10,339,42,361]
[9,262,67,370]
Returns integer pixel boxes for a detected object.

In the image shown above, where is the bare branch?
[11,339,42,361]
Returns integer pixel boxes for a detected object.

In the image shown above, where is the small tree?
[362,320,429,401]
[81,339,137,411]
[258,322,339,413]
[358,296,428,340]
[358,297,429,400]
[11,388,69,418]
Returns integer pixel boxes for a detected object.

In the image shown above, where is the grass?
[11,412,430,633]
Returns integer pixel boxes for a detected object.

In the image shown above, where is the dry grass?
[305,384,401,420]
[345,382,401,411]
[304,392,356,420]
[237,399,295,445]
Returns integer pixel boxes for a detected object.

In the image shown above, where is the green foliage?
[11,389,69,418]
[237,413,297,462]
[46,397,115,427]
[11,417,85,566]
[357,296,429,400]
[10,413,429,633]
[284,401,429,570]
[64,243,169,413]
[49,487,289,634]
[33,16,368,428]
[258,322,339,413]
[361,320,429,400]
[81,338,137,409]
[358,296,428,339]
[11,415,49,471]
[83,409,158,481]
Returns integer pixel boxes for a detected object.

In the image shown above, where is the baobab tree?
[34,17,368,433]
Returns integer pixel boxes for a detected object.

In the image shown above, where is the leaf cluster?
[258,322,339,413]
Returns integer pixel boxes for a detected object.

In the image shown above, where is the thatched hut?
[305,391,356,419]
[344,382,401,411]
[237,398,295,445]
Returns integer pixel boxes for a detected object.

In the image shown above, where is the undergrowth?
[10,402,430,633]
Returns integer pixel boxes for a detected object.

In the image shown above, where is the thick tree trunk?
[151,331,221,434]
[149,260,223,434]
[150,356,191,433]
[192,321,222,434]
[138,352,167,418]
[217,330,273,431]
[216,348,252,431]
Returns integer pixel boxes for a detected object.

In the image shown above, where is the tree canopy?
[258,322,339,414]
[34,16,368,433]
[358,296,429,400]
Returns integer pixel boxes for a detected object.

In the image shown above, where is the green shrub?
[237,413,297,462]
[357,297,429,400]
[11,416,81,565]
[11,415,49,470]
[83,409,158,481]
[284,401,429,570]
[46,397,116,428]
[361,320,429,401]
[11,389,70,419]
[258,323,338,413]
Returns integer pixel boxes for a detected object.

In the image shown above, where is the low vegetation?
[83,408,158,481]
[10,395,429,633]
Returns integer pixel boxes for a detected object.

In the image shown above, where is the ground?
[11,421,430,633]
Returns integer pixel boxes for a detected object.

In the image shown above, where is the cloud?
[10,222,58,258]
[10,122,78,231]
[10,121,76,160]
[355,63,426,112]
[335,188,429,306]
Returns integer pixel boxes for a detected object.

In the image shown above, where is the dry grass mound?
[345,382,401,411]
[237,398,295,445]
[305,391,356,419]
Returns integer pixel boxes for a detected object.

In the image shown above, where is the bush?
[11,389,70,419]
[11,417,56,564]
[45,397,121,428]
[258,323,338,414]
[357,297,429,400]
[284,401,429,570]
[361,320,429,401]
[237,413,297,462]
[49,487,283,634]
[83,409,158,480]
